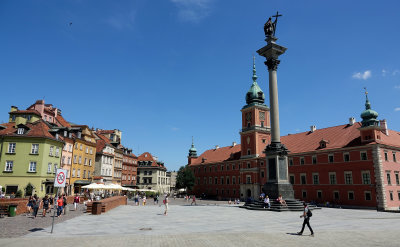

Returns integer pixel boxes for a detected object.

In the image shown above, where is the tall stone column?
[257,35,294,199]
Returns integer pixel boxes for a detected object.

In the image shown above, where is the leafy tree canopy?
[176,165,195,191]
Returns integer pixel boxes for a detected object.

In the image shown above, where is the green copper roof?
[188,136,197,157]
[245,57,265,105]
[360,90,379,127]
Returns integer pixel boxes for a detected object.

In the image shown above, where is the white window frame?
[31,144,39,154]
[312,173,319,185]
[47,163,52,173]
[329,172,337,185]
[55,147,60,157]
[17,128,24,135]
[53,164,57,173]
[360,151,368,161]
[328,154,334,163]
[5,161,13,172]
[29,161,36,172]
[343,152,350,162]
[77,169,81,178]
[49,146,54,156]
[8,143,16,153]
[344,171,353,185]
[361,171,371,185]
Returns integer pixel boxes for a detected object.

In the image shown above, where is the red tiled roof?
[138,152,156,162]
[55,115,71,128]
[190,144,241,166]
[96,139,106,153]
[97,130,114,134]
[191,122,400,165]
[9,109,41,116]
[281,123,363,153]
[377,129,400,148]
[0,120,60,141]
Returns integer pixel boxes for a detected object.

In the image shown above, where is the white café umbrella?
[82,183,107,190]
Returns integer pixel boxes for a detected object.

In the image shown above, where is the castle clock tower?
[240,57,271,158]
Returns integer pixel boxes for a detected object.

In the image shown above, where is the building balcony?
[240,126,270,133]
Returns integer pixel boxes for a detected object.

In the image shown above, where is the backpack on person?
[307,209,312,217]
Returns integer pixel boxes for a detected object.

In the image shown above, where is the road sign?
[54,169,67,187]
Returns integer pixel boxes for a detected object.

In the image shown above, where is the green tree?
[176,165,195,191]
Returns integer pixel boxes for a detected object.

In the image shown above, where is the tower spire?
[364,87,371,110]
[188,136,197,158]
[252,55,258,82]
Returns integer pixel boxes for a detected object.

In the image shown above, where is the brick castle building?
[188,62,400,211]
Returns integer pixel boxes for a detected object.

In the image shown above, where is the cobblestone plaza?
[1,199,399,247]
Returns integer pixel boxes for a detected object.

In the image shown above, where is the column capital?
[265,58,280,71]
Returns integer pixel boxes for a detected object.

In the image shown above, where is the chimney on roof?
[215,145,219,150]
[380,119,389,136]
[10,106,18,112]
[349,117,356,126]
[232,141,237,147]
[310,125,316,132]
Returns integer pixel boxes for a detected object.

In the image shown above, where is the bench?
[0,205,8,218]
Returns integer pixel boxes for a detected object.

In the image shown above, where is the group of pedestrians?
[26,194,54,218]
[25,194,71,218]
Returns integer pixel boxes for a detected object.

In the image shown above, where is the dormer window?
[77,132,82,139]
[68,133,72,138]
[319,139,329,149]
[27,115,32,121]
[11,115,16,121]
[17,128,24,135]
[64,131,67,137]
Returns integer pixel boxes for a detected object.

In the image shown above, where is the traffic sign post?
[51,169,67,234]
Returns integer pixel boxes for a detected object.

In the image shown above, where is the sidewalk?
[1,202,400,246]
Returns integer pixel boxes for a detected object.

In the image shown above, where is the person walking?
[191,195,197,206]
[32,194,40,218]
[163,194,169,216]
[49,195,54,213]
[26,196,33,216]
[57,195,63,217]
[297,202,314,237]
[42,195,49,217]
[74,195,80,211]
[142,195,146,206]
[63,194,67,215]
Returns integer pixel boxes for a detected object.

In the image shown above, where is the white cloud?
[170,0,213,23]
[352,70,371,80]
[395,107,400,112]
[382,69,387,77]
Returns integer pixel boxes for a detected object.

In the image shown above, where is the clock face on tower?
[246,112,252,121]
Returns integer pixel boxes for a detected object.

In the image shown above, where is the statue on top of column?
[264,11,282,38]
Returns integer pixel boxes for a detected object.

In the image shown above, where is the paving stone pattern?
[1,198,400,247]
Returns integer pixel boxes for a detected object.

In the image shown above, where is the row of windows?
[6,143,60,156]
[204,188,238,196]
[73,155,92,166]
[122,175,136,181]
[71,168,91,179]
[384,151,397,162]
[301,190,373,201]
[196,176,241,185]
[74,143,93,154]
[122,165,137,171]
[101,168,112,176]
[289,151,369,166]
[386,171,400,185]
[194,162,265,174]
[4,161,37,172]
[289,171,372,185]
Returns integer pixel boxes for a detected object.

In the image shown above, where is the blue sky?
[0,0,399,171]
